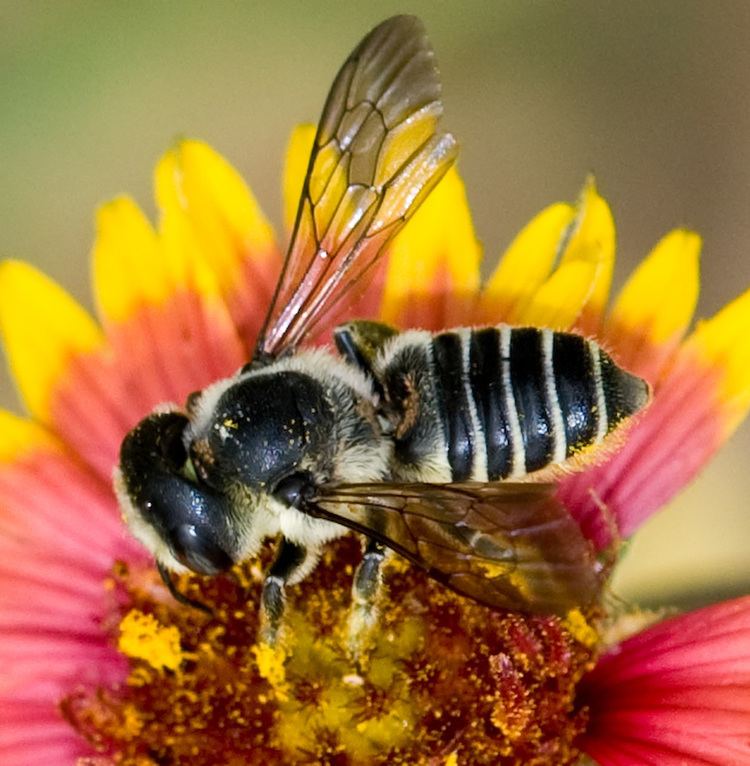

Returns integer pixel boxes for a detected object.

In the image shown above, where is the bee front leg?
[259,538,309,646]
[348,538,387,658]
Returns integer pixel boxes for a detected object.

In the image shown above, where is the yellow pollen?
[118,609,185,671]
[445,752,459,766]
[491,697,533,741]
[507,569,533,601]
[564,608,600,648]
[475,561,511,579]
[122,703,144,737]
[252,642,289,699]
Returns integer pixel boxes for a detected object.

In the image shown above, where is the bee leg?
[259,538,308,646]
[347,538,387,658]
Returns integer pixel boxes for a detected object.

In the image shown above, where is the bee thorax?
[186,349,391,492]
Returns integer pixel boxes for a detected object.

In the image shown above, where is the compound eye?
[272,471,317,508]
[171,524,233,575]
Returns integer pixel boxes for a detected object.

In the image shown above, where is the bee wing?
[312,482,602,615]
[255,15,458,358]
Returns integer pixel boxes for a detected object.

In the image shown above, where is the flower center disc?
[62,537,599,765]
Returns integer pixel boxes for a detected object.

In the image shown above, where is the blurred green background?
[1,1,749,607]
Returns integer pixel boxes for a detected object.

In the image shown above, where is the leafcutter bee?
[116,15,649,644]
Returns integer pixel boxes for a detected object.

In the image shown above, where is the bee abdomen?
[384,325,648,483]
[459,326,648,479]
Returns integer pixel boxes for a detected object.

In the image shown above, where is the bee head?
[116,409,237,576]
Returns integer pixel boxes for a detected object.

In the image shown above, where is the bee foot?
[346,603,379,664]
[258,623,279,648]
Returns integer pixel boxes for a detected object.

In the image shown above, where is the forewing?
[313,482,602,615]
[256,15,458,357]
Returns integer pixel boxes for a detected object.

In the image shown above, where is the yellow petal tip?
[581,173,598,195]
[481,202,576,322]
[155,137,277,303]
[609,228,701,350]
[0,261,103,419]
[92,195,162,322]
[690,285,750,435]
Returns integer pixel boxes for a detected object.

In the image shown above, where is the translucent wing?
[311,482,602,615]
[255,15,458,358]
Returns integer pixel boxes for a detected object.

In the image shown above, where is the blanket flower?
[0,134,748,765]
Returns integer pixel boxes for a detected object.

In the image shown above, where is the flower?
[578,596,750,766]
[0,131,749,765]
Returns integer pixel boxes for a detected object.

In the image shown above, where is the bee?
[116,15,649,644]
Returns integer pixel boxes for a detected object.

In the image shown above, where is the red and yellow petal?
[0,260,104,422]
[155,140,282,347]
[0,262,127,478]
[89,193,248,476]
[379,166,482,331]
[560,285,750,545]
[605,229,701,382]
[578,597,750,766]
[94,196,244,406]
[0,410,138,765]
[683,285,750,439]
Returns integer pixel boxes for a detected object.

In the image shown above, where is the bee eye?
[273,472,317,508]
[171,524,233,575]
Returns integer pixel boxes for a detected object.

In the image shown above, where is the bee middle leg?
[260,537,309,646]
[348,538,387,656]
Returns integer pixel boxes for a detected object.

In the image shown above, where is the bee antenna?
[157,561,214,616]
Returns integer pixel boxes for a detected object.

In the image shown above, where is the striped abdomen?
[380,326,649,483]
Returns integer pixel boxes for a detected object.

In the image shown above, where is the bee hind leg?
[259,538,309,646]
[347,538,387,658]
